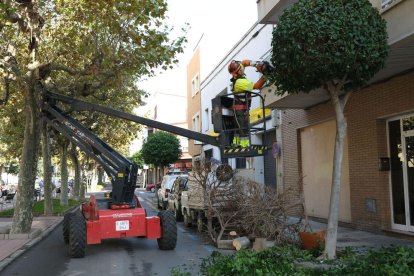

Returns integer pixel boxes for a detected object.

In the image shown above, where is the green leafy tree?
[129,150,145,169]
[0,93,25,166]
[141,131,181,180]
[270,0,388,259]
[0,1,187,234]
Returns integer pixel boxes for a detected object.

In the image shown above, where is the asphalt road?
[0,190,217,276]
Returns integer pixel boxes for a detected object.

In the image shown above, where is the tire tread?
[157,210,177,250]
[69,213,86,258]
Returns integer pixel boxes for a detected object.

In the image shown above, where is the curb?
[0,204,80,273]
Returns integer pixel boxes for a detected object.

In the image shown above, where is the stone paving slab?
[0,216,61,266]
[0,239,28,261]
[309,220,414,251]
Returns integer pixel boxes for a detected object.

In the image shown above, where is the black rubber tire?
[69,213,86,258]
[174,205,183,222]
[63,212,75,244]
[197,212,204,233]
[183,210,191,227]
[157,210,177,250]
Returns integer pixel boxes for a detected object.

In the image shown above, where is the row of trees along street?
[0,1,187,234]
[0,0,389,261]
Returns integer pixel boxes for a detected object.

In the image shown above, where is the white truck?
[180,173,207,232]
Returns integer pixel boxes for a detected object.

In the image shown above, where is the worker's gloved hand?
[255,61,274,76]
[242,60,263,67]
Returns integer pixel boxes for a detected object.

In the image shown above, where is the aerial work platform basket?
[212,91,269,158]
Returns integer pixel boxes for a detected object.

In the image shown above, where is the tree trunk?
[323,88,349,259]
[154,165,159,193]
[206,207,214,241]
[10,87,41,234]
[69,143,81,200]
[0,164,3,183]
[80,164,86,200]
[60,141,69,206]
[97,166,104,185]
[233,237,251,251]
[41,121,53,215]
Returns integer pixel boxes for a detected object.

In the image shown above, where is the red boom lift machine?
[43,88,269,258]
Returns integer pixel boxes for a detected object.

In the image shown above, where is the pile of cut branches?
[233,179,305,244]
[191,158,305,245]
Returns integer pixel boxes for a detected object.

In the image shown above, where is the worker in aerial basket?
[227,59,272,147]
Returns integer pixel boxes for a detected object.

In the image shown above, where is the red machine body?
[81,195,161,245]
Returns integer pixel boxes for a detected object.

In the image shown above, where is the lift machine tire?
[157,210,178,250]
[63,212,75,244]
[69,212,87,258]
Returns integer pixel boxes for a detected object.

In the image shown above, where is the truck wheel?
[69,213,86,258]
[197,212,204,233]
[63,212,75,244]
[174,205,183,222]
[150,187,155,193]
[157,210,177,250]
[183,210,191,227]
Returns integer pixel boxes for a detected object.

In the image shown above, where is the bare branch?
[47,64,87,76]
[341,91,352,109]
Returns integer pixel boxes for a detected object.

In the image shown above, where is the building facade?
[187,47,203,158]
[258,0,414,234]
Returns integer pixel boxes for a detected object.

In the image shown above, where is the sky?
[137,0,258,99]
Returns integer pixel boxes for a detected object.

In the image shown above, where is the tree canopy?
[270,0,388,94]
[0,0,187,160]
[141,131,181,167]
[129,150,145,169]
[0,0,188,234]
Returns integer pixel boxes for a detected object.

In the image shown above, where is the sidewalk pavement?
[1,203,414,272]
[309,220,414,252]
[0,215,62,272]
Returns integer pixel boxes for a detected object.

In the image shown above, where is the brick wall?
[281,71,414,232]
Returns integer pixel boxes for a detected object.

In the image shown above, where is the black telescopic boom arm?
[45,92,221,147]
[43,102,138,206]
[42,91,221,206]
